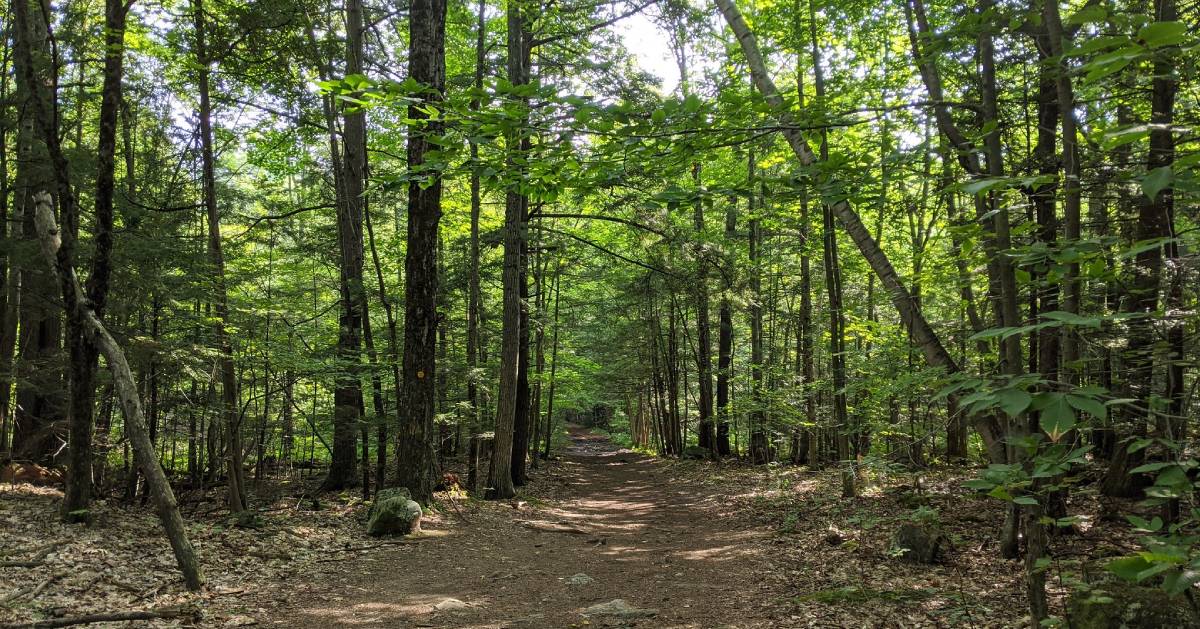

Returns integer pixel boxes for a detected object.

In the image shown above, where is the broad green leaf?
[1138,21,1187,48]
[1066,394,1107,420]
[997,389,1032,418]
[1141,166,1172,200]
[1036,393,1076,442]
[1040,310,1101,328]
[1107,556,1153,581]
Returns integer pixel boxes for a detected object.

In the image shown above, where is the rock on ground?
[582,599,658,619]
[565,573,594,586]
[366,487,423,537]
[891,522,950,564]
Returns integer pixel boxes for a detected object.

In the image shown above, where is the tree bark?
[33,192,203,590]
[190,0,246,512]
[397,0,448,504]
[716,193,736,457]
[489,0,530,499]
[61,0,129,520]
[327,0,367,491]
[10,0,66,466]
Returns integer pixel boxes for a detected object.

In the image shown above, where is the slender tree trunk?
[1102,0,1179,498]
[327,0,367,491]
[192,0,245,511]
[32,192,203,590]
[512,250,532,485]
[466,0,486,444]
[805,0,851,493]
[0,7,15,458]
[543,263,561,459]
[489,0,530,499]
[716,195,736,457]
[397,0,448,504]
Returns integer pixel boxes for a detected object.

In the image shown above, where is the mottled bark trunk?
[327,0,367,491]
[11,0,65,465]
[62,0,127,520]
[397,0,447,504]
[716,195,735,457]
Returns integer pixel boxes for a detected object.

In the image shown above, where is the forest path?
[269,426,778,628]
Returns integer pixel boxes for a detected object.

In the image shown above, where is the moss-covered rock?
[682,445,711,460]
[366,487,423,537]
[1067,585,1197,628]
[890,523,950,564]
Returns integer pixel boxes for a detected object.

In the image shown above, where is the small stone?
[433,598,472,611]
[565,573,594,586]
[224,616,257,627]
[582,599,658,619]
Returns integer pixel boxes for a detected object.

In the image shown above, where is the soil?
[267,425,778,628]
[4,427,1147,628]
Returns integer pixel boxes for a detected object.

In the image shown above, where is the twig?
[0,543,61,568]
[0,605,199,628]
[1,571,67,605]
[443,497,471,525]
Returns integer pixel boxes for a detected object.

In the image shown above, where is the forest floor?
[2,427,1143,628]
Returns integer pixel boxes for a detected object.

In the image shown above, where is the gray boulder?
[582,599,657,619]
[891,523,950,563]
[366,487,423,537]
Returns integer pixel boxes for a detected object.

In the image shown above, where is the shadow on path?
[271,426,775,628]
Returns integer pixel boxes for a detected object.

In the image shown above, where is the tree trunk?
[10,0,65,466]
[489,0,529,499]
[716,195,736,457]
[543,264,561,459]
[14,0,126,518]
[32,192,203,591]
[193,0,245,512]
[466,0,486,445]
[326,0,367,491]
[397,0,448,504]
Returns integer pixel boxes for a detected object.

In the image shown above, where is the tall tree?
[192,0,245,512]
[397,0,449,503]
[327,0,367,490]
[61,0,130,520]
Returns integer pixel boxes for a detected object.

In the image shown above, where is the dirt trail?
[270,426,779,628]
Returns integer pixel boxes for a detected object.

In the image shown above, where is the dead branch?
[0,605,199,628]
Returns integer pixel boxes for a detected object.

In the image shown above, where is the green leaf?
[651,108,666,124]
[1036,393,1076,442]
[1065,4,1107,25]
[1107,556,1154,581]
[1141,166,1172,200]
[1013,496,1038,506]
[1066,394,1107,420]
[1138,21,1187,48]
[1040,310,1101,328]
[1129,462,1176,474]
[997,389,1032,418]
